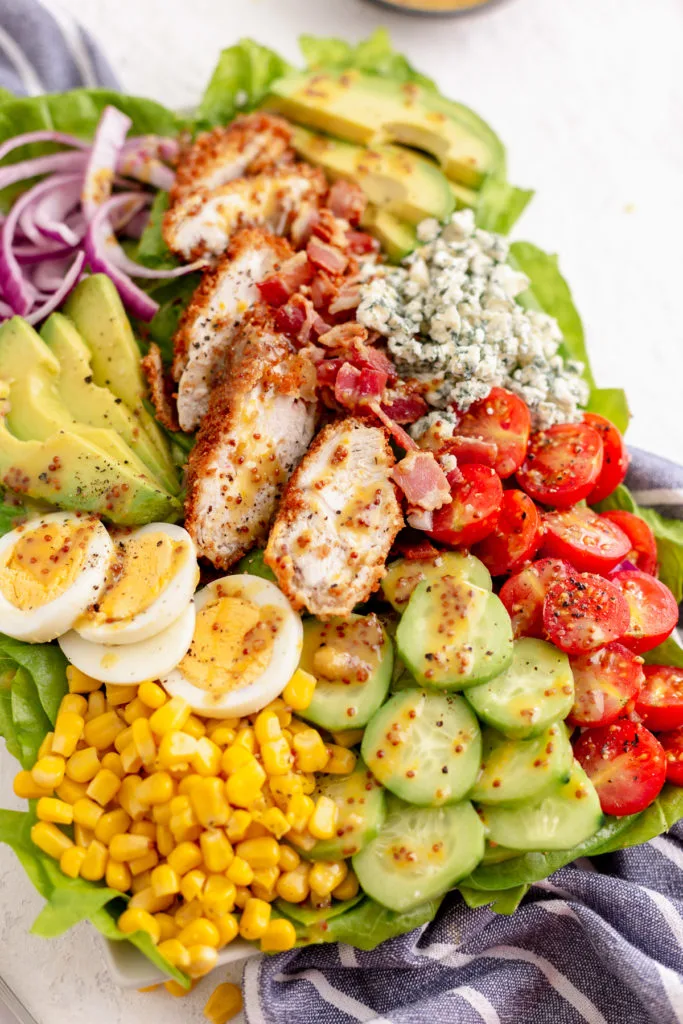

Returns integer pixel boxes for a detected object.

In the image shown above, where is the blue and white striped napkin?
[1,5,682,1021]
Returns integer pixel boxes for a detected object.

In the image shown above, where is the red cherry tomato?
[440,435,498,468]
[499,558,571,639]
[609,570,678,654]
[567,642,645,727]
[635,665,683,732]
[427,464,503,548]
[541,506,631,574]
[516,422,604,508]
[543,571,630,654]
[600,510,658,575]
[658,728,683,786]
[573,720,666,815]
[473,491,541,576]
[452,387,531,479]
[583,413,630,504]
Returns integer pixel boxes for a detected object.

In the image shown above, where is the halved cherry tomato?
[609,570,678,654]
[541,507,631,574]
[567,642,645,727]
[473,491,541,576]
[543,571,630,654]
[516,422,604,508]
[573,720,666,815]
[452,388,531,479]
[584,412,629,504]
[601,510,658,575]
[635,665,683,731]
[499,558,571,639]
[659,728,683,786]
[427,464,503,548]
[440,435,498,468]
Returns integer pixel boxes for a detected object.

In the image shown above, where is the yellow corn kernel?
[155,824,174,858]
[239,897,271,940]
[95,807,131,845]
[226,855,254,887]
[258,807,290,840]
[333,869,359,901]
[292,728,329,772]
[299,773,317,796]
[167,841,202,876]
[275,861,310,903]
[187,944,218,979]
[174,899,203,929]
[285,792,314,833]
[120,743,142,774]
[254,709,282,746]
[325,745,357,775]
[32,755,65,790]
[177,774,203,797]
[251,865,280,901]
[283,669,317,711]
[111,725,132,755]
[206,716,239,736]
[60,845,87,878]
[149,696,190,737]
[65,746,100,783]
[106,683,139,707]
[74,823,94,848]
[86,690,107,721]
[152,800,172,824]
[191,777,230,828]
[131,869,152,894]
[109,832,152,861]
[60,693,88,716]
[72,797,104,830]
[215,913,240,949]
[56,778,88,807]
[154,912,177,942]
[85,768,121,807]
[202,875,236,919]
[286,717,310,735]
[260,917,297,953]
[220,744,253,776]
[117,775,146,820]
[84,711,126,751]
[129,887,174,914]
[277,845,301,872]
[137,771,174,807]
[204,981,243,1023]
[31,821,72,860]
[309,860,347,897]
[149,863,179,898]
[266,698,292,729]
[234,836,279,869]
[183,714,206,740]
[158,731,197,768]
[100,751,125,779]
[130,820,156,840]
[209,726,236,748]
[200,829,233,873]
[330,728,363,749]
[233,885,250,909]
[131,718,156,767]
[66,666,100,694]
[37,732,54,760]
[170,805,200,843]
[80,839,108,881]
[308,795,338,840]
[14,770,52,800]
[286,830,317,853]
[260,737,292,777]
[157,938,190,970]
[225,760,266,809]
[137,680,166,709]
[37,797,73,825]
[177,916,220,949]
[106,859,132,891]
[123,696,153,725]
[180,868,206,903]
[165,979,196,997]
[225,810,252,843]
[118,908,160,944]
[233,726,256,753]
[192,737,222,777]
[130,850,159,876]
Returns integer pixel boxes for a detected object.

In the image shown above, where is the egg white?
[59,601,196,685]
[161,574,303,718]
[0,512,113,643]
[73,523,199,646]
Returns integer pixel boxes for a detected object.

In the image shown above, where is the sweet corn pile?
[15,665,363,988]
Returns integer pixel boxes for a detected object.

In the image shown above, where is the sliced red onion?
[33,177,84,245]
[117,150,174,190]
[14,242,77,265]
[609,559,639,576]
[0,130,90,163]
[81,105,132,222]
[123,135,179,163]
[121,207,151,239]
[31,256,74,293]
[84,194,159,321]
[0,298,13,318]
[0,151,87,192]
[25,251,85,325]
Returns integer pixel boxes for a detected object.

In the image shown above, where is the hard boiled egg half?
[161,574,303,718]
[0,512,113,643]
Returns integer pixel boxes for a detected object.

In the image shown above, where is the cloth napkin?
[2,4,683,1022]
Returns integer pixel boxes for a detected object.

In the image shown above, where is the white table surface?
[1,0,683,1021]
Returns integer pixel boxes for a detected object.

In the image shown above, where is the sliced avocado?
[360,206,417,262]
[449,180,478,210]
[268,70,503,187]
[64,275,178,490]
[291,126,454,225]
[41,313,179,495]
[0,381,178,525]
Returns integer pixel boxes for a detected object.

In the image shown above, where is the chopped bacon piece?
[346,230,380,255]
[310,271,338,312]
[354,343,397,382]
[311,208,352,249]
[275,293,328,345]
[289,205,319,249]
[317,322,368,349]
[390,450,452,512]
[370,402,419,451]
[307,237,349,275]
[381,391,428,424]
[334,362,387,409]
[327,180,367,225]
[257,252,314,306]
[328,282,361,316]
[391,528,439,561]
[441,435,499,467]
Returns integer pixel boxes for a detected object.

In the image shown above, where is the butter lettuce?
[300,28,437,92]
[197,38,292,128]
[0,635,68,767]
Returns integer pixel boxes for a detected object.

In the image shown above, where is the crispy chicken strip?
[184,307,318,569]
[163,163,327,262]
[265,417,404,617]
[170,113,293,205]
[173,229,293,432]
[140,343,180,433]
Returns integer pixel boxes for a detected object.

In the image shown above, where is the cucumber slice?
[478,761,603,851]
[466,638,574,739]
[470,723,573,806]
[382,552,492,612]
[303,761,386,860]
[362,690,481,806]
[353,797,485,912]
[298,613,393,731]
[397,577,513,690]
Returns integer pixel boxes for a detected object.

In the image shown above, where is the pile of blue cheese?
[357,209,590,433]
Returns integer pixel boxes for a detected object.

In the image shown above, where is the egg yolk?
[0,519,94,611]
[178,596,283,694]
[81,532,189,625]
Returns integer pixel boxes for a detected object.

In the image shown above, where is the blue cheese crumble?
[357,210,590,429]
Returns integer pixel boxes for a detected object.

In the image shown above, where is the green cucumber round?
[381,552,492,612]
[303,761,386,860]
[362,689,481,806]
[470,722,573,807]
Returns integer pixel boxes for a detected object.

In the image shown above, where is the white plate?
[101,935,259,988]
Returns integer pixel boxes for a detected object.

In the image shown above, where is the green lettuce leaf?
[591,785,683,854]
[585,388,631,436]
[90,902,190,986]
[300,29,436,92]
[294,896,442,950]
[197,39,293,128]
[643,634,683,669]
[136,191,177,272]
[0,809,54,898]
[31,858,121,938]
[476,178,534,236]
[135,273,202,367]
[10,667,52,768]
[0,635,69,725]
[458,883,529,915]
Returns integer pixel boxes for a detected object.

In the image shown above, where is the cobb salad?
[0,29,682,1011]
